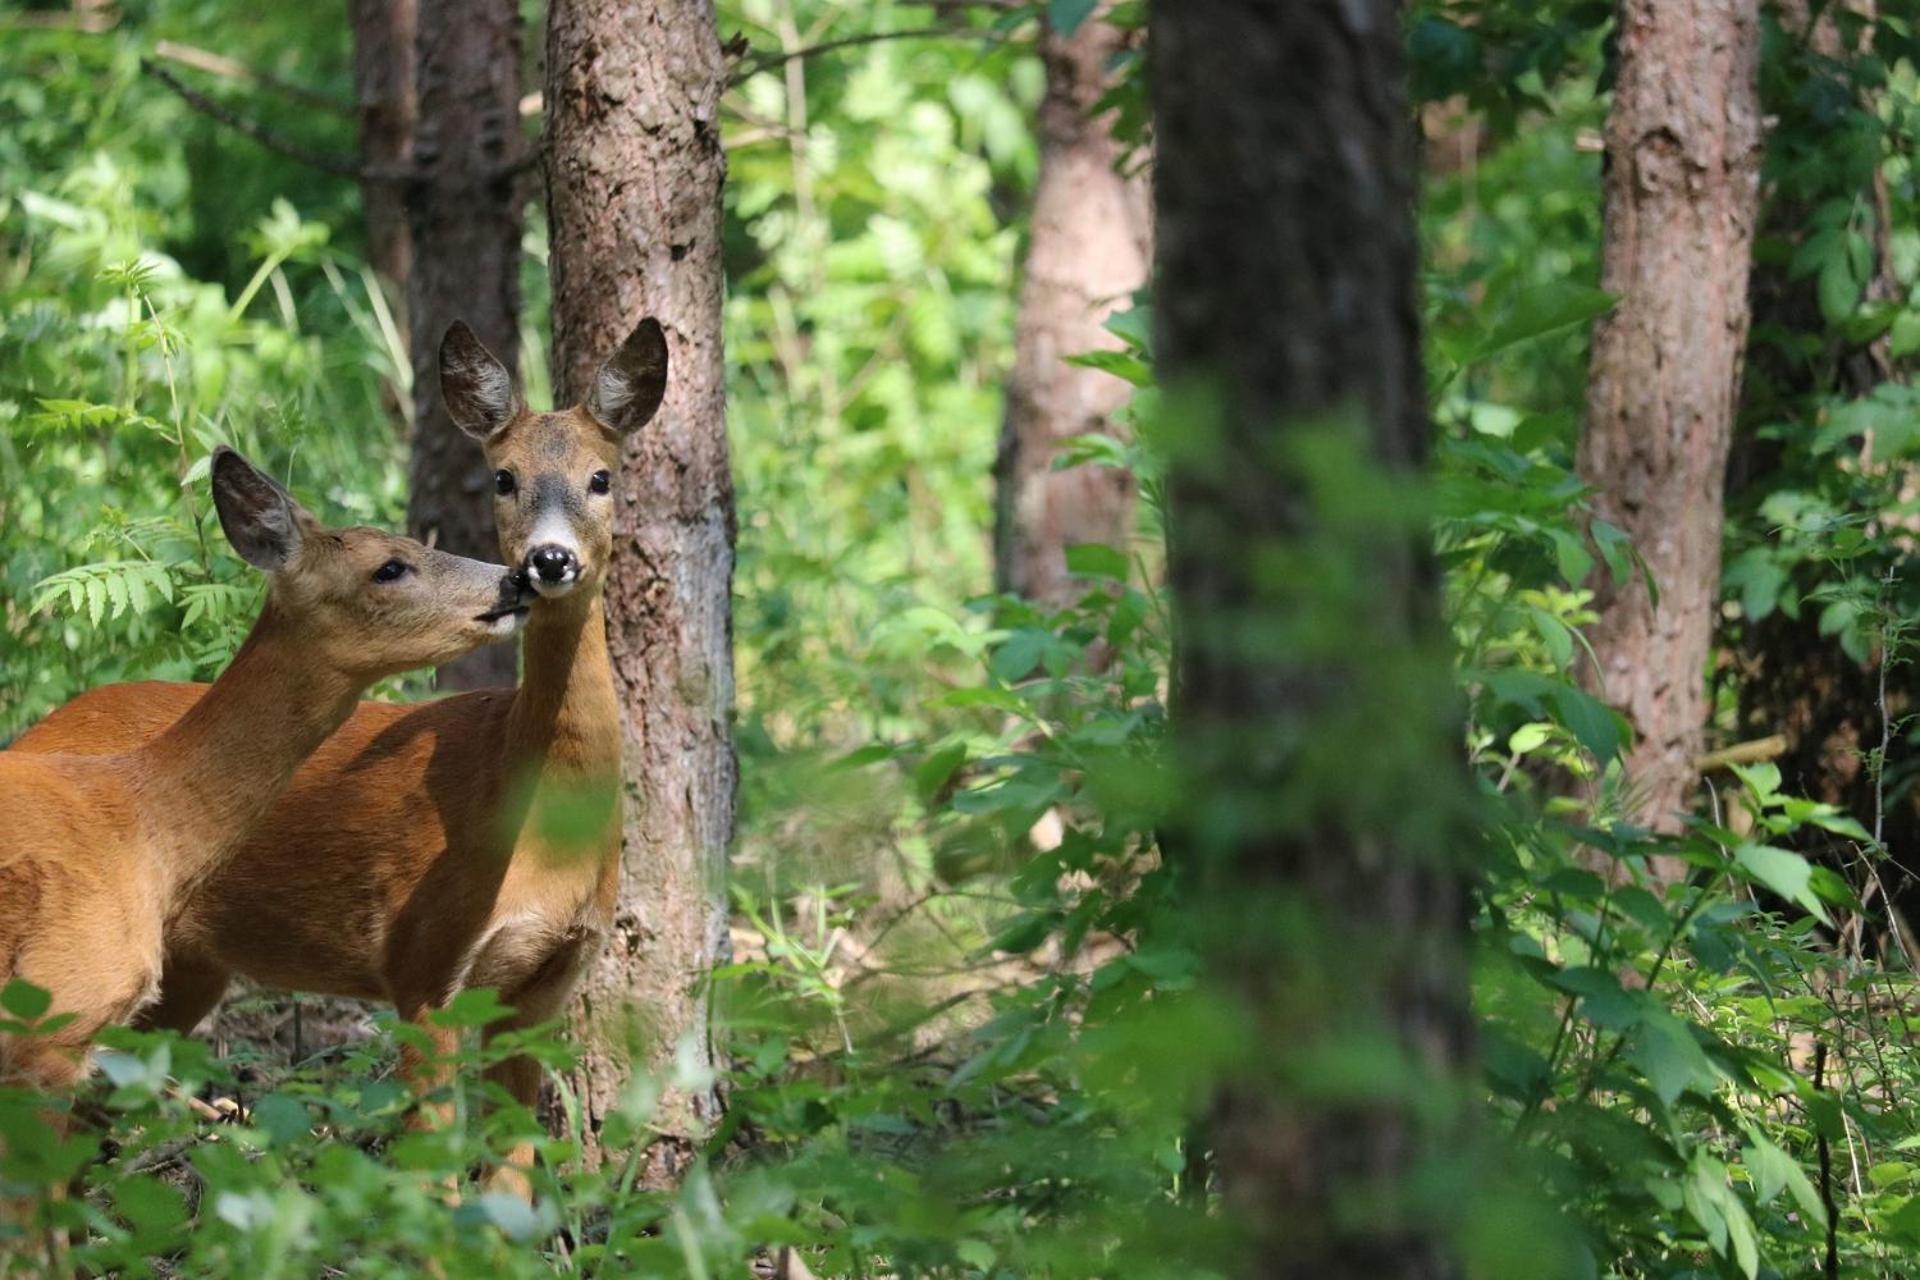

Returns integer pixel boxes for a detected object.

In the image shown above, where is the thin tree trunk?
[348,0,415,294]
[993,8,1150,606]
[1151,2,1469,1276]
[1577,0,1763,836]
[407,0,524,689]
[544,0,734,1186]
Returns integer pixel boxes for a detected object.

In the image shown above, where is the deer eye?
[589,470,612,495]
[494,469,517,496]
[372,559,411,583]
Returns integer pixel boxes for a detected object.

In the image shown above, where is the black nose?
[529,545,577,584]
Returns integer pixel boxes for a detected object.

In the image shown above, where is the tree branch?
[152,40,352,116]
[140,59,535,186]
[141,58,365,178]
[728,26,1021,85]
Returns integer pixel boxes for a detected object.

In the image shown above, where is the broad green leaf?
[1630,1009,1717,1105]
[1734,842,1831,924]
[1048,0,1099,36]
[0,979,51,1020]
[1471,283,1617,364]
[1065,542,1130,581]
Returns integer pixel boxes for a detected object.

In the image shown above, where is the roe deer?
[0,448,529,1091]
[14,318,671,1196]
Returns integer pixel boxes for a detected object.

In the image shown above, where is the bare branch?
[140,60,535,186]
[152,40,352,116]
[728,25,1022,86]
[141,59,365,179]
[1,6,118,33]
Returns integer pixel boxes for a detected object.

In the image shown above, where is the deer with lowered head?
[0,448,530,1092]
[14,318,671,1196]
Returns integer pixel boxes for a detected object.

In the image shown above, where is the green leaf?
[1629,1009,1717,1105]
[1549,684,1625,767]
[1733,843,1831,924]
[1471,283,1617,364]
[1890,309,1920,357]
[1526,607,1573,669]
[1065,542,1130,581]
[1819,251,1862,324]
[914,742,968,806]
[1048,0,1099,36]
[252,1093,313,1146]
[431,987,516,1029]
[1746,1130,1826,1225]
[1063,348,1153,387]
[0,979,51,1021]
[1507,722,1551,755]
[991,629,1048,683]
[1548,527,1594,587]
[114,1175,187,1237]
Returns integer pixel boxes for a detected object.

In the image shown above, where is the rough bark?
[407,0,524,689]
[347,0,415,293]
[1577,0,1763,835]
[993,9,1150,606]
[1151,2,1469,1276]
[544,0,734,1185]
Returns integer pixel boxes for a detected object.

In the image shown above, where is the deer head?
[210,448,530,677]
[437,318,668,601]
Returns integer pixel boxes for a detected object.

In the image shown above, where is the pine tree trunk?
[1578,0,1763,834]
[1150,2,1469,1276]
[348,0,415,295]
[543,0,734,1186]
[406,0,525,689]
[993,8,1150,606]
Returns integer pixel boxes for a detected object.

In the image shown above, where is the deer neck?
[508,591,621,780]
[133,601,362,897]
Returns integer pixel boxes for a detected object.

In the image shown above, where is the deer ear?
[440,321,523,439]
[584,317,668,435]
[210,447,306,572]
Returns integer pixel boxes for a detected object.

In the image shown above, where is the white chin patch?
[530,572,580,599]
[489,610,530,635]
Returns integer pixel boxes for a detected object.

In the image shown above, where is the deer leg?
[479,947,592,1201]
[479,1049,545,1201]
[132,953,231,1037]
[397,1003,462,1134]
[0,1042,88,1274]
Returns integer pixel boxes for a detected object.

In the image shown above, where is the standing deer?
[13,318,670,1196]
[1,447,529,1090]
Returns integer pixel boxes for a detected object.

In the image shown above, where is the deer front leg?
[0,1040,88,1274]
[397,1008,462,1134]
[480,1050,544,1201]
[478,940,594,1202]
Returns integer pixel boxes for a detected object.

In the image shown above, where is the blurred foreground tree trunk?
[407,0,525,689]
[1577,0,1763,837]
[1150,2,1470,1276]
[993,7,1150,606]
[544,0,734,1185]
[348,0,415,298]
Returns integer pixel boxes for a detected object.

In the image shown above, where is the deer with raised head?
[1,447,529,1091]
[14,318,670,1196]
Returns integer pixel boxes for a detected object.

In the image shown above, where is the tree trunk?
[993,8,1150,606]
[544,0,734,1185]
[406,0,525,690]
[347,0,416,294]
[1150,3,1469,1276]
[1577,0,1763,834]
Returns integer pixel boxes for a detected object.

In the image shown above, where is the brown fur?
[12,320,669,1198]
[0,454,525,1091]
